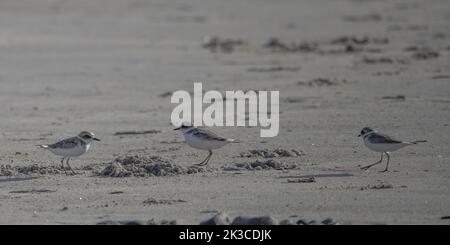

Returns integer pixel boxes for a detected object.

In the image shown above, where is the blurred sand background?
[0,0,449,224]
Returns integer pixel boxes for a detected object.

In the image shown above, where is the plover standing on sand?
[358,127,426,172]
[174,124,235,166]
[37,131,100,174]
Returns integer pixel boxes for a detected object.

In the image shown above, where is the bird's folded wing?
[193,128,227,141]
[49,137,80,149]
[369,133,403,144]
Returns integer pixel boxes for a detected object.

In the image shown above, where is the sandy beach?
[0,0,449,225]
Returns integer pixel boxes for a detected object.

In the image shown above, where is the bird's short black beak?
[174,127,181,131]
[357,134,361,137]
[93,138,101,141]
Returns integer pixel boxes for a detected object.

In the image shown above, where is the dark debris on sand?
[330,36,388,46]
[201,35,389,55]
[342,13,383,22]
[202,36,248,53]
[263,38,319,53]
[287,177,316,183]
[9,189,56,194]
[380,95,406,101]
[411,48,440,60]
[360,184,394,190]
[263,35,390,54]
[142,198,187,206]
[404,46,440,60]
[297,78,341,87]
[247,66,301,73]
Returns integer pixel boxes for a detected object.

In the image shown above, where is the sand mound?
[0,165,16,176]
[233,159,297,170]
[0,164,64,176]
[99,162,130,177]
[98,155,210,177]
[18,164,65,175]
[238,148,305,158]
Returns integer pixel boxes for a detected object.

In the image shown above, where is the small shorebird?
[37,131,100,174]
[358,127,426,172]
[174,124,235,166]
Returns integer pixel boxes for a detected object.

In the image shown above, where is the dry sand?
[0,0,449,224]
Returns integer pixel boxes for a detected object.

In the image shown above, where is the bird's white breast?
[49,143,90,157]
[364,139,408,152]
[184,133,228,150]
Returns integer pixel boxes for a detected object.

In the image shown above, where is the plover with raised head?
[37,131,100,174]
[174,124,235,166]
[358,127,426,172]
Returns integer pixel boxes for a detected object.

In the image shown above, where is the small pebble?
[123,220,144,225]
[322,218,335,225]
[296,219,308,225]
[279,219,294,225]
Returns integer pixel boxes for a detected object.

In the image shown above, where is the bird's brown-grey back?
[366,132,403,144]
[49,136,84,149]
[190,128,228,142]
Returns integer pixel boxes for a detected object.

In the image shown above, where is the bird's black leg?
[361,152,384,170]
[196,150,212,166]
[196,153,209,166]
[381,152,390,172]
[61,158,67,174]
[65,157,76,175]
[202,150,213,166]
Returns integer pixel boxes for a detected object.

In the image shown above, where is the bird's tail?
[36,144,49,149]
[410,140,427,144]
[227,139,240,143]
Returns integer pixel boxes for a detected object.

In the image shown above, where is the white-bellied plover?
[358,127,426,172]
[37,131,100,174]
[174,124,235,166]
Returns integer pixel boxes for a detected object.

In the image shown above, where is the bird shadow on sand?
[0,176,40,183]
